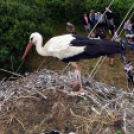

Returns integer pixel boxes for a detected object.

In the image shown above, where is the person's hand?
[106,7,108,11]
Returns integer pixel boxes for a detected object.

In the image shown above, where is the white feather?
[36,34,85,60]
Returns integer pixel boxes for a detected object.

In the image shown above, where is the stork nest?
[0,69,134,134]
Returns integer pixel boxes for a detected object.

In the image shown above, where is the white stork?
[22,32,121,95]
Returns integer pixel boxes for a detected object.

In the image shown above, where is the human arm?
[106,7,112,13]
[95,13,98,21]
[124,22,127,29]
[85,17,89,25]
[105,13,107,20]
[70,24,75,32]
[89,13,92,21]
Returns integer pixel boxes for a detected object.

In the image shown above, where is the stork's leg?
[69,68,78,87]
[69,62,84,96]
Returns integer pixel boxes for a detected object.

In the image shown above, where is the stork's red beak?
[22,42,33,59]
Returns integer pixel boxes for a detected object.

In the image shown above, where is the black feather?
[62,35,121,62]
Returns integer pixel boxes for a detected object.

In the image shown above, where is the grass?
[24,23,134,90]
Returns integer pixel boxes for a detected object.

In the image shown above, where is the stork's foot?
[76,88,84,96]
[68,81,78,88]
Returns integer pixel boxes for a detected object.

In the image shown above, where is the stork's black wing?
[62,34,121,62]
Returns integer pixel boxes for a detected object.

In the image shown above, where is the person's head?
[127,19,132,24]
[105,7,108,11]
[128,36,131,40]
[100,30,104,34]
[127,60,132,65]
[125,29,129,34]
[66,22,71,26]
[117,38,121,43]
[90,9,95,15]
[83,12,87,17]
[97,12,101,15]
[128,34,134,40]
[90,32,95,38]
[117,38,122,44]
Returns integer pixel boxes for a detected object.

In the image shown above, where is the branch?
[0,68,24,78]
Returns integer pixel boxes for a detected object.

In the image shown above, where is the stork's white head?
[29,32,42,45]
[22,32,42,59]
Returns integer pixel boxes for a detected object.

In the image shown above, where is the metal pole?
[88,0,115,37]
[118,12,134,37]
[89,3,134,80]
[114,3,134,39]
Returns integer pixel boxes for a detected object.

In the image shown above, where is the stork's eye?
[31,37,33,41]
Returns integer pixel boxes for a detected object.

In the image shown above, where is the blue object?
[122,40,126,44]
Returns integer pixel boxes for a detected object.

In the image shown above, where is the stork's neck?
[35,39,49,56]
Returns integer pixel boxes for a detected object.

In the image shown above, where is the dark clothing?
[96,33,106,39]
[100,34,106,39]
[82,16,89,25]
[91,14,95,20]
[127,70,133,77]
[107,54,115,58]
[128,76,133,82]
[127,70,133,83]
[108,25,115,36]
[95,33,100,38]
[124,63,134,83]
[95,30,106,39]
[106,12,113,20]
[98,22,104,28]
[121,43,126,51]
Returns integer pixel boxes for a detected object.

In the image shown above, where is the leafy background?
[0,0,133,74]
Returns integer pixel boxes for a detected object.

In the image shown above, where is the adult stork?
[22,32,121,95]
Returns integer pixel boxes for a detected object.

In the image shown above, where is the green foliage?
[43,0,134,26]
[44,0,85,24]
[0,0,134,73]
[114,130,121,134]
[0,1,53,72]
[84,0,134,26]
